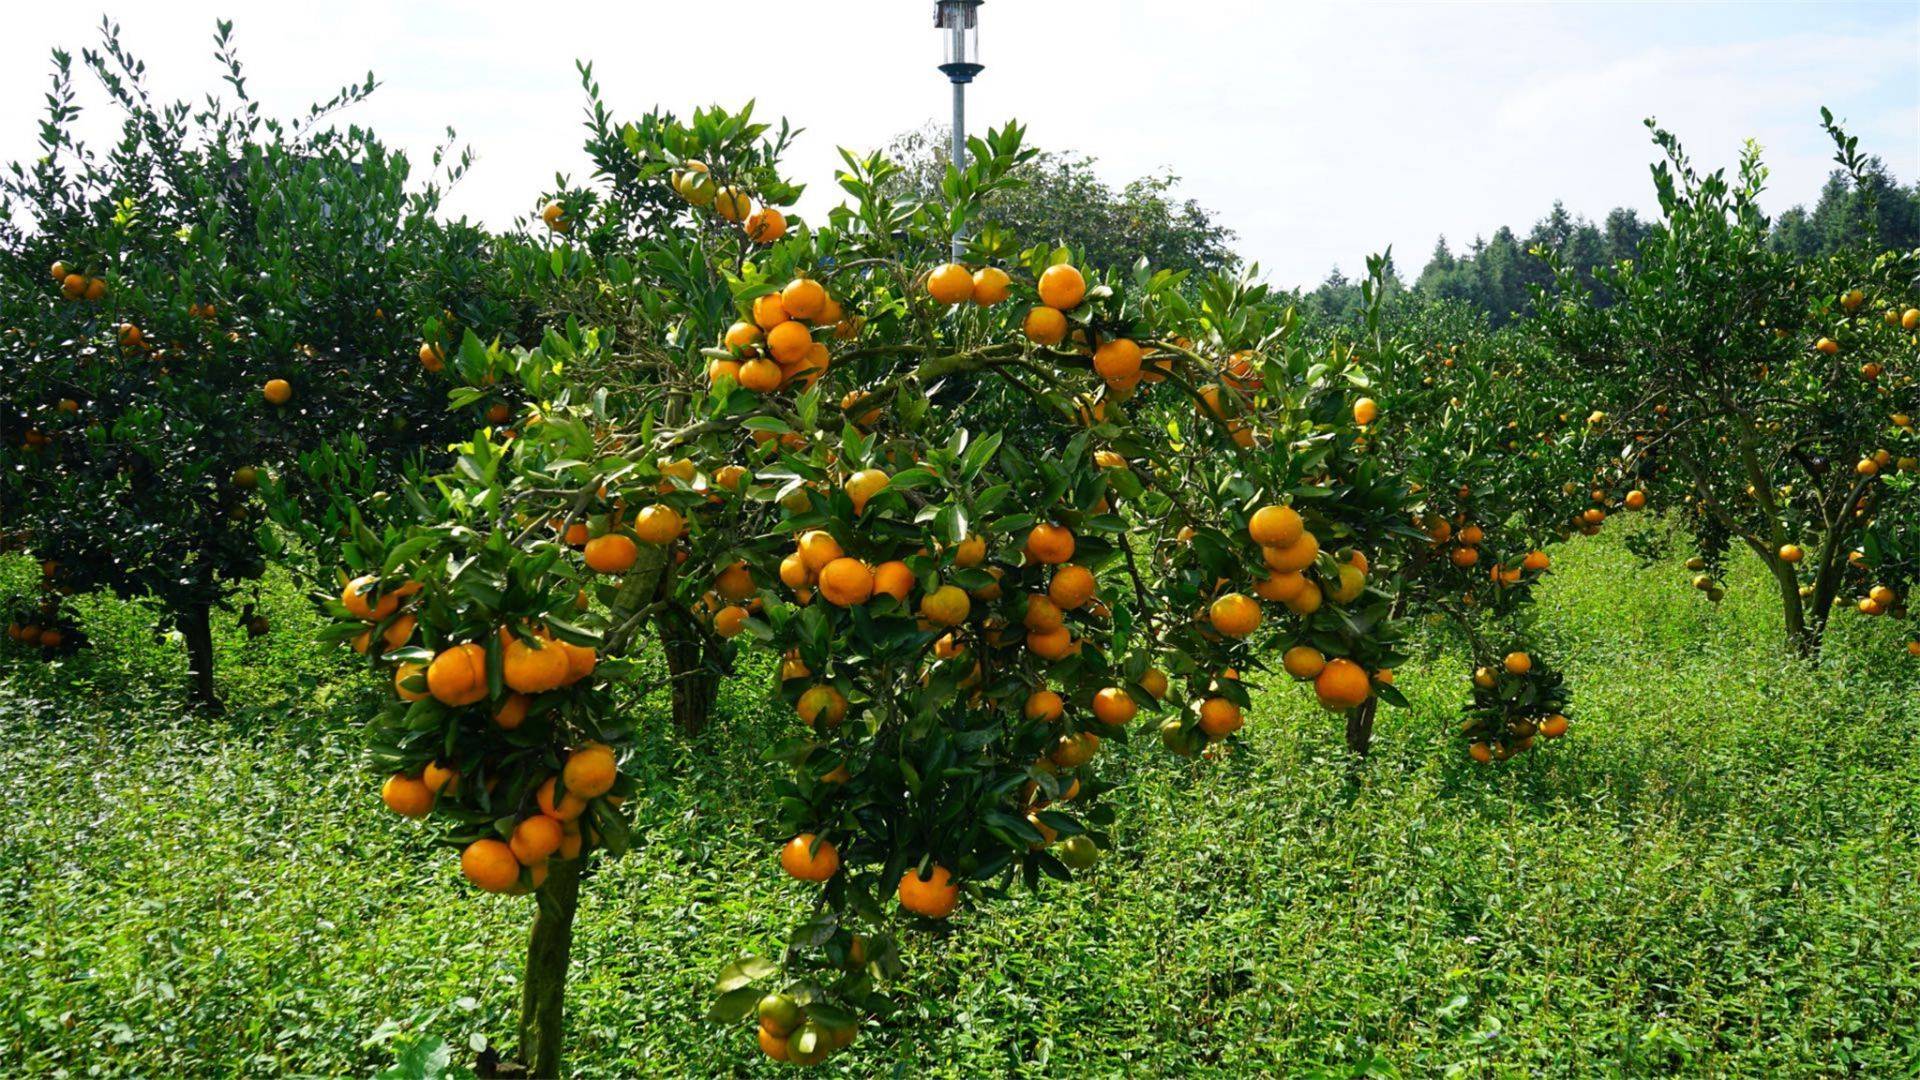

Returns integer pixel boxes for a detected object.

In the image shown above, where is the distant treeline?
[1304,157,1920,324]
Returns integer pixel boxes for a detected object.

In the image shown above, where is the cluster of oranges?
[3,561,73,654]
[752,984,859,1065]
[740,458,1144,925]
[1851,582,1904,620]
[48,260,107,302]
[671,161,787,244]
[1239,503,1381,711]
[716,276,847,395]
[340,570,620,894]
[1463,649,1570,763]
[3,613,67,652]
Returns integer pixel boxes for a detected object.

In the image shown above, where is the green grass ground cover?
[1,522,1917,1076]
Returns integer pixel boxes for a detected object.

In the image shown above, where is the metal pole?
[950,78,966,261]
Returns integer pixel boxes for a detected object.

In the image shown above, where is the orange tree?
[316,112,1447,1071]
[475,91,815,736]
[0,22,488,703]
[1534,114,1919,657]
[680,149,1432,1059]
[1365,287,1613,761]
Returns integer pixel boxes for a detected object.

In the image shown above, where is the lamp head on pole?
[935,0,983,83]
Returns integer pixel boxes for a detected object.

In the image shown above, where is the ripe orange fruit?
[583,534,639,573]
[845,468,889,515]
[262,378,292,405]
[426,643,489,707]
[1248,505,1304,548]
[1197,697,1243,737]
[1208,592,1261,638]
[1458,525,1484,546]
[381,774,434,818]
[559,640,597,684]
[971,266,1010,305]
[899,864,960,918]
[1468,742,1494,764]
[512,815,565,864]
[84,277,106,301]
[1262,532,1319,573]
[1024,306,1068,345]
[714,186,751,222]
[1025,523,1075,564]
[920,584,971,626]
[1284,579,1323,616]
[819,558,874,607]
[724,321,761,351]
[1779,543,1803,564]
[1522,550,1551,572]
[797,684,848,728]
[1048,565,1096,609]
[394,663,430,702]
[536,776,588,821]
[952,534,988,567]
[780,834,841,881]
[766,320,813,365]
[1282,645,1326,679]
[1352,397,1379,425]
[750,292,790,331]
[1624,489,1647,510]
[1050,731,1100,768]
[738,358,783,392]
[1024,689,1065,722]
[714,604,749,637]
[341,574,401,621]
[563,744,618,798]
[1327,563,1367,604]
[503,634,571,693]
[422,760,460,795]
[1139,668,1169,700]
[1539,714,1569,738]
[633,504,682,544]
[1037,264,1087,310]
[1027,625,1074,660]
[1504,651,1532,675]
[798,530,845,571]
[715,560,757,601]
[1091,687,1136,726]
[493,693,531,730]
[462,839,522,893]
[1023,594,1065,633]
[1451,546,1480,568]
[1253,570,1306,603]
[1093,338,1143,383]
[926,263,974,305]
[745,206,786,243]
[1313,658,1371,711]
[872,560,914,601]
[781,278,827,320]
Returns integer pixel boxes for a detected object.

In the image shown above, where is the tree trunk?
[1345,698,1377,757]
[516,857,582,1078]
[663,624,717,737]
[177,602,222,712]
[1764,554,1818,659]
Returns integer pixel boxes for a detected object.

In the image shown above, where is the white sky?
[4,2,1916,289]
